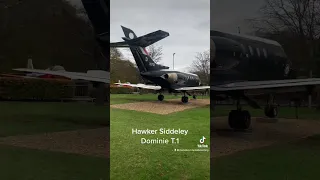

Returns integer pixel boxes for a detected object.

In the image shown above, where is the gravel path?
[0,127,109,158]
[110,99,210,114]
[211,117,320,158]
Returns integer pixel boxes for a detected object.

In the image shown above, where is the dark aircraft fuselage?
[141,69,200,91]
[211,30,295,86]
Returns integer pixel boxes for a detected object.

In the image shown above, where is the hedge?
[110,86,134,94]
[0,77,75,101]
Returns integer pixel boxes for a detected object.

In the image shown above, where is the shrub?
[110,86,134,94]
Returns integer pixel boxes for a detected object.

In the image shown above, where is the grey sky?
[211,0,265,34]
[110,0,210,72]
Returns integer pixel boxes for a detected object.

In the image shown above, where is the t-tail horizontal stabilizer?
[110,26,169,48]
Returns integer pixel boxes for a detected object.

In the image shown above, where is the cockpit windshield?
[211,36,244,70]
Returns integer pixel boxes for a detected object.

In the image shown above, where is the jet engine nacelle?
[163,73,178,83]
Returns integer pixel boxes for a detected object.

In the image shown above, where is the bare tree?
[190,50,210,85]
[146,44,163,63]
[248,0,320,76]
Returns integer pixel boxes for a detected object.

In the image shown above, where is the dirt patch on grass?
[211,117,320,158]
[110,99,210,114]
[0,127,109,158]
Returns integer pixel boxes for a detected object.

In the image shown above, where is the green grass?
[110,94,210,179]
[110,93,179,105]
[0,102,109,137]
[212,105,320,119]
[211,135,320,180]
[111,93,209,105]
[0,101,110,179]
[0,144,109,180]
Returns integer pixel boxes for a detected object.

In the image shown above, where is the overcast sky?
[110,0,210,72]
[68,0,266,71]
[211,0,265,34]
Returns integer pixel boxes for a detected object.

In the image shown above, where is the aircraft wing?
[174,86,210,91]
[111,29,169,48]
[110,41,129,47]
[114,83,161,90]
[211,78,320,91]
[13,68,110,83]
[125,30,169,47]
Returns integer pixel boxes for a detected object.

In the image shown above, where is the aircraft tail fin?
[115,26,169,73]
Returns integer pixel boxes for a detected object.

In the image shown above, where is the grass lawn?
[111,93,180,105]
[0,101,109,137]
[211,134,320,180]
[212,105,320,180]
[111,93,209,105]
[110,94,210,179]
[0,144,109,180]
[0,101,110,179]
[212,105,320,119]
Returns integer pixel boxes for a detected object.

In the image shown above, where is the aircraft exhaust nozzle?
[162,73,178,83]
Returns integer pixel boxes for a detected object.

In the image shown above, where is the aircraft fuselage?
[210,30,295,86]
[141,69,200,91]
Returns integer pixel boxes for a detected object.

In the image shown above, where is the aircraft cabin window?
[248,46,253,55]
[256,48,260,57]
[263,48,267,58]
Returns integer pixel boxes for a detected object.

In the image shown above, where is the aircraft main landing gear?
[228,99,251,130]
[181,91,189,103]
[193,95,197,99]
[158,94,164,101]
[181,96,189,103]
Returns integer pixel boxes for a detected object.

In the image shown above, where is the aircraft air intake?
[163,73,178,83]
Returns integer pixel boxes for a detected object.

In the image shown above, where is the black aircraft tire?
[181,96,189,103]
[158,95,164,101]
[228,110,238,129]
[193,95,197,99]
[239,110,251,130]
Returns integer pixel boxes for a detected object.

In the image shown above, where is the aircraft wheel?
[193,95,197,99]
[264,105,278,118]
[239,110,251,129]
[158,94,164,101]
[228,110,251,130]
[181,96,189,103]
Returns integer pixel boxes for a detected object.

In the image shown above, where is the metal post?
[173,53,175,70]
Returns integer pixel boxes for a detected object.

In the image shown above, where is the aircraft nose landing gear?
[264,105,278,118]
[228,99,251,130]
[264,94,278,118]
